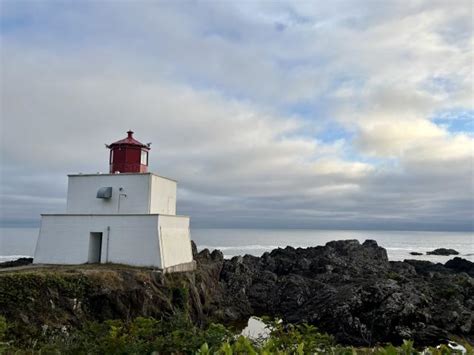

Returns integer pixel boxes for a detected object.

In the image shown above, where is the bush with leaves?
[1,314,472,354]
[0,316,8,353]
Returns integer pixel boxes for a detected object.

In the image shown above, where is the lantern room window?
[141,150,148,165]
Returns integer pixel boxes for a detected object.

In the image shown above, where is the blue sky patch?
[432,109,474,134]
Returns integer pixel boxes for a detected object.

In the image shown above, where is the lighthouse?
[33,131,195,272]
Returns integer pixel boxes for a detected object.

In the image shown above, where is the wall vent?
[97,187,112,199]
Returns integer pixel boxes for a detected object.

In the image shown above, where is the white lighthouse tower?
[33,131,195,272]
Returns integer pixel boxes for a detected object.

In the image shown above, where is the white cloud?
[355,119,445,157]
[0,0,472,230]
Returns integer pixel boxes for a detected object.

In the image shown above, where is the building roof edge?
[67,172,178,182]
[41,213,190,218]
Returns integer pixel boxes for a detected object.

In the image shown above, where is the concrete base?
[162,260,196,274]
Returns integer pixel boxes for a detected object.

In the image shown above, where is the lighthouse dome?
[109,130,149,148]
[107,130,150,173]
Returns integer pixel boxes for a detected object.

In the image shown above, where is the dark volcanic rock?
[410,252,423,256]
[0,257,33,268]
[445,257,474,277]
[427,248,459,256]
[403,259,449,275]
[217,240,473,346]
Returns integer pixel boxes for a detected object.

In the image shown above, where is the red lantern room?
[107,130,150,173]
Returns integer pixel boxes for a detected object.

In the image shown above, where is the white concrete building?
[33,131,195,272]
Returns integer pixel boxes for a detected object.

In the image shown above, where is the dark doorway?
[88,232,103,263]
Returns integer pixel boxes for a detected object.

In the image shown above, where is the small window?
[141,150,148,165]
[110,150,114,164]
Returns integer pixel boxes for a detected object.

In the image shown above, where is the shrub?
[1,314,468,354]
[0,316,6,341]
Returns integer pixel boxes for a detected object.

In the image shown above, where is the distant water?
[191,228,474,263]
[0,228,38,262]
[1,227,473,264]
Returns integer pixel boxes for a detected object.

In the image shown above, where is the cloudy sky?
[1,0,473,231]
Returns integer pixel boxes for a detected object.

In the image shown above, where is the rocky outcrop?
[0,257,33,268]
[409,252,423,256]
[445,257,474,277]
[199,240,474,346]
[1,240,473,347]
[427,248,459,256]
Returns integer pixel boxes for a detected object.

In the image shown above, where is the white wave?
[0,255,32,262]
[198,245,281,251]
[385,247,425,251]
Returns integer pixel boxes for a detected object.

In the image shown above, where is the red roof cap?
[109,130,149,149]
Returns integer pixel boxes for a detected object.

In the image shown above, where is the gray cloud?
[1,0,472,230]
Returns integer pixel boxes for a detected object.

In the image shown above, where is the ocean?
[1,227,473,264]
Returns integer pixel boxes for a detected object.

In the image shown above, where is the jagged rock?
[427,248,459,256]
[191,240,198,258]
[217,240,473,346]
[403,260,449,275]
[445,257,474,277]
[0,257,33,268]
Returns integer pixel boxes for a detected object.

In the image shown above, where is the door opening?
[88,232,103,263]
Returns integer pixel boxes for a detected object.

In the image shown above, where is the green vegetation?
[1,314,472,355]
[0,271,91,308]
[0,316,7,353]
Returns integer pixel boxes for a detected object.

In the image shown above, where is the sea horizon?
[0,224,474,233]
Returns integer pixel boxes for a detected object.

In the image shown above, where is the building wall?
[34,215,162,267]
[150,174,177,215]
[34,214,193,269]
[67,174,151,214]
[158,215,192,268]
[66,173,177,215]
